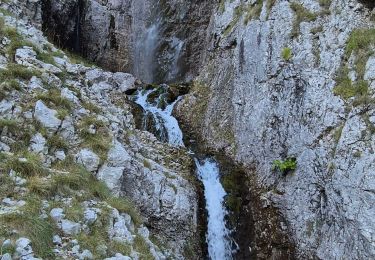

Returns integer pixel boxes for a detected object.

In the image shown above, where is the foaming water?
[134,89,184,146]
[195,158,233,260]
[133,87,233,259]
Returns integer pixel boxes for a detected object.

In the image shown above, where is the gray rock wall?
[177,0,375,258]
[41,0,214,83]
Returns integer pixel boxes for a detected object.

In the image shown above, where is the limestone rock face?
[0,4,201,258]
[41,0,214,83]
[8,0,375,258]
[176,0,375,259]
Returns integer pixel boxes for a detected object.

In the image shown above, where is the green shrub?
[281,47,293,61]
[272,157,297,174]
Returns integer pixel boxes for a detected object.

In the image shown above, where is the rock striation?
[176,0,375,259]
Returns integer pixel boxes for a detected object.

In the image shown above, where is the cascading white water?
[134,89,184,146]
[133,87,233,259]
[131,0,161,83]
[166,37,184,81]
[195,158,233,260]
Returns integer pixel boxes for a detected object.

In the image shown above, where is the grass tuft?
[3,152,48,177]
[281,47,293,61]
[290,2,317,38]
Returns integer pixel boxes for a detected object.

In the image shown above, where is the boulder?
[34,101,61,132]
[75,149,100,172]
[14,237,33,258]
[61,219,81,235]
[29,133,47,154]
[50,208,65,222]
[97,165,124,195]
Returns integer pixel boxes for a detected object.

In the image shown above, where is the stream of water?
[133,88,233,260]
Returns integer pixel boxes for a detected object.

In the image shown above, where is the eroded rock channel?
[1,0,375,259]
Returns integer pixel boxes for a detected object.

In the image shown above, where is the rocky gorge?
[1,0,375,259]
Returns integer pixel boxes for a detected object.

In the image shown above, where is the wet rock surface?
[40,0,214,83]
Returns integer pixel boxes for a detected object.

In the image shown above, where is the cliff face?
[4,0,375,259]
[41,0,214,84]
[177,0,375,258]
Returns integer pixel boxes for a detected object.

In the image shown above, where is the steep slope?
[0,5,201,259]
[3,0,375,259]
[177,0,375,259]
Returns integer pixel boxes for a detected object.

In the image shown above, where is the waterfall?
[130,0,185,83]
[131,0,162,84]
[132,87,233,259]
[195,158,233,260]
[134,88,184,146]
[74,0,82,52]
[133,22,161,83]
[166,37,184,82]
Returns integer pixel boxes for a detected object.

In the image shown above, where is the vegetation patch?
[334,29,375,107]
[272,157,297,174]
[318,0,331,15]
[35,88,73,111]
[0,79,21,97]
[290,2,317,38]
[0,196,55,258]
[133,235,154,260]
[78,116,112,162]
[107,197,142,226]
[0,118,19,134]
[219,0,226,13]
[82,101,101,114]
[46,134,68,151]
[0,63,40,81]
[223,5,244,36]
[243,1,263,25]
[2,152,48,177]
[281,47,293,61]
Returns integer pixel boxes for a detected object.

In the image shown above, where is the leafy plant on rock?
[272,157,297,174]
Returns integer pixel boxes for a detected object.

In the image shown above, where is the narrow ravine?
[133,87,233,259]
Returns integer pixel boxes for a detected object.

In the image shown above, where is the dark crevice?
[359,0,375,9]
[41,0,85,54]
